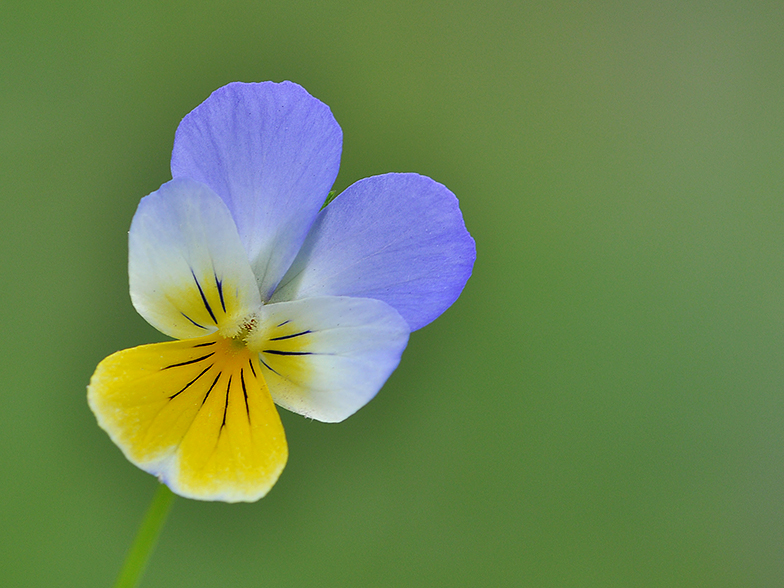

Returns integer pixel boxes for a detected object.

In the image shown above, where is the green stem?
[113,483,176,588]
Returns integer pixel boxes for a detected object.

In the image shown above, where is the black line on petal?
[215,273,226,313]
[169,364,212,400]
[162,352,215,370]
[181,312,207,330]
[276,320,291,327]
[201,373,221,406]
[221,375,231,430]
[258,355,280,376]
[193,341,216,348]
[263,349,314,356]
[248,358,257,378]
[240,368,250,421]
[269,330,312,341]
[191,269,218,325]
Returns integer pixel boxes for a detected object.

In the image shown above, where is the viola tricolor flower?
[88,81,475,502]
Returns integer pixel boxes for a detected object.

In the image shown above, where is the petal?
[271,173,476,331]
[129,178,262,340]
[171,81,343,300]
[87,335,288,503]
[245,296,410,423]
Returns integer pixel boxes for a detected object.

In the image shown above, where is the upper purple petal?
[171,81,342,300]
[271,173,476,331]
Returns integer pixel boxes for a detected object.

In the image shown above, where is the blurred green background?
[3,1,784,586]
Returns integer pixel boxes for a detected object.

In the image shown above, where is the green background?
[2,1,784,586]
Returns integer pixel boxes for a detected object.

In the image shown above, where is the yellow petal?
[88,335,287,502]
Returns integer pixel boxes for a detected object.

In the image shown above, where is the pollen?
[219,312,260,346]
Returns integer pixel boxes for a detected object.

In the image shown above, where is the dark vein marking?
[269,330,312,341]
[258,355,280,376]
[248,358,257,378]
[263,349,314,356]
[276,320,291,327]
[221,375,231,430]
[215,273,226,313]
[181,312,207,330]
[193,341,216,348]
[191,269,218,324]
[169,364,212,400]
[240,368,250,421]
[163,352,215,370]
[201,373,221,406]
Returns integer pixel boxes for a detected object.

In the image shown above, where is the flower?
[87,81,476,503]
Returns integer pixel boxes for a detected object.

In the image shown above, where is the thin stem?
[113,483,177,588]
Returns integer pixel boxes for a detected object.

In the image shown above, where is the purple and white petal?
[245,296,410,423]
[271,173,476,331]
[170,82,343,300]
[129,178,262,340]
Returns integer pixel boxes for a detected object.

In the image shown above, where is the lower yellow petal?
[87,335,288,502]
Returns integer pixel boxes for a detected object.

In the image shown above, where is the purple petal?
[271,173,476,331]
[171,81,342,300]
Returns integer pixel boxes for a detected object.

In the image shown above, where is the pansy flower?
[88,81,475,503]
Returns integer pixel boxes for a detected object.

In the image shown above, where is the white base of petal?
[246,296,410,423]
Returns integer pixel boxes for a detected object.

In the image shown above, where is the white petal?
[245,296,410,422]
[129,178,262,339]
